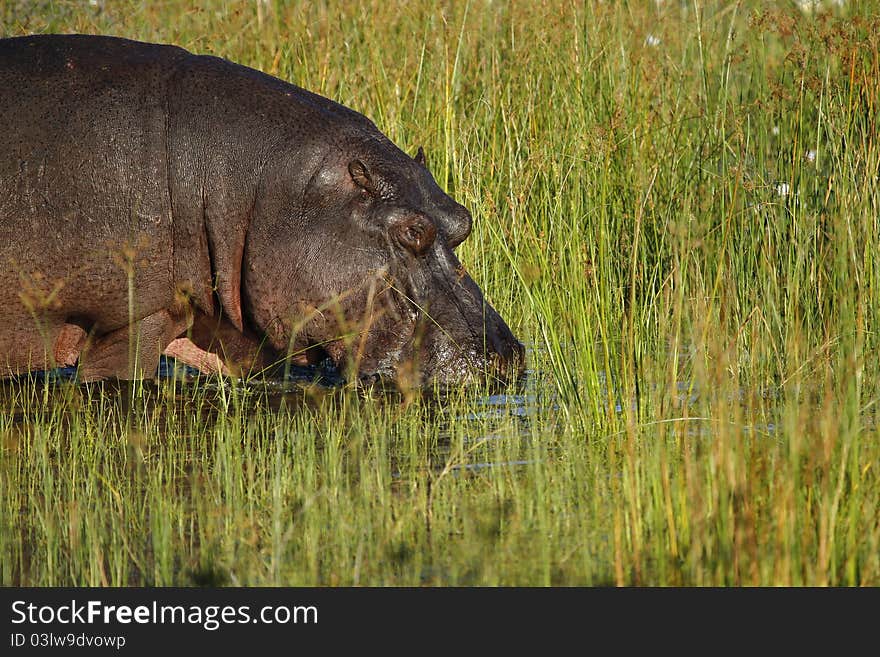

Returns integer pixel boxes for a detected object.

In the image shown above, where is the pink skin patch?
[164,338,230,375]
[53,323,87,367]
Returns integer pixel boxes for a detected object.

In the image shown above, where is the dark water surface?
[2,353,545,474]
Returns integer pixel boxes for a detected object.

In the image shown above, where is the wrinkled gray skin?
[0,35,523,385]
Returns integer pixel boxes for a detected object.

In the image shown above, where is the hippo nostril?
[505,341,526,374]
[474,312,525,382]
[512,340,525,364]
[481,338,525,383]
[481,351,505,378]
[492,352,505,377]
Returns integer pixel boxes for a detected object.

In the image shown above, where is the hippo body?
[0,34,522,385]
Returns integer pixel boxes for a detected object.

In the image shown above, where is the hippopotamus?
[0,34,523,386]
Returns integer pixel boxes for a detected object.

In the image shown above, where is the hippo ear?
[348,159,376,194]
[414,146,426,166]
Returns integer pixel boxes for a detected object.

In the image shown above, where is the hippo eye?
[395,215,436,255]
[349,159,377,197]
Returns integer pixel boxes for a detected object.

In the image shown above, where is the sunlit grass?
[1,0,879,585]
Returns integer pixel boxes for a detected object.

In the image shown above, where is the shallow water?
[2,346,783,477]
[1,352,543,427]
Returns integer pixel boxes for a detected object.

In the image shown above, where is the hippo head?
[242,135,524,387]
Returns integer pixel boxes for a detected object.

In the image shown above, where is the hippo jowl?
[0,34,523,385]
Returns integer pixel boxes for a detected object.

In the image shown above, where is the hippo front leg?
[77,309,190,381]
[164,337,230,376]
[166,311,280,377]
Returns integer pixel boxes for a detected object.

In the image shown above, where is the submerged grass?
[2,0,879,585]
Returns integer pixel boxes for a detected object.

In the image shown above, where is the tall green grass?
[1,0,879,585]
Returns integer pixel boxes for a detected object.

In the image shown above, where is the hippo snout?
[419,288,524,386]
[482,312,525,382]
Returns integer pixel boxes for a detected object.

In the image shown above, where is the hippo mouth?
[355,269,526,388]
[418,342,526,387]
[279,303,525,389]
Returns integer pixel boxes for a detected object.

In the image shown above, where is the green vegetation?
[2,0,879,585]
